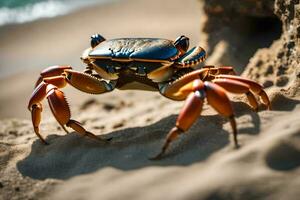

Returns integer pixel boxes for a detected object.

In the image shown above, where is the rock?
[202,0,299,92]
[244,0,300,95]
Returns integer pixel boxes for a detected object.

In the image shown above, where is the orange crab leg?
[35,65,72,87]
[28,76,67,109]
[29,78,69,142]
[28,82,48,110]
[204,82,238,147]
[203,66,237,75]
[152,80,238,159]
[31,103,46,144]
[161,68,210,100]
[46,85,103,141]
[29,79,69,143]
[151,86,204,160]
[161,66,237,100]
[29,68,114,144]
[215,75,271,109]
[29,82,108,143]
[212,79,259,111]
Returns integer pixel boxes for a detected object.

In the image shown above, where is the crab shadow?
[17,101,264,180]
[18,93,300,181]
[270,94,300,111]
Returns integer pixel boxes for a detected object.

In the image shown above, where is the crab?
[28,34,270,159]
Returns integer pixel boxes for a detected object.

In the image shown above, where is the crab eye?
[174,35,189,54]
[91,34,106,48]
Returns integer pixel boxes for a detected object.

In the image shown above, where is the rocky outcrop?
[244,0,300,94]
[202,0,300,94]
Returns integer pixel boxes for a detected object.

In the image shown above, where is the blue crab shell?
[89,38,180,62]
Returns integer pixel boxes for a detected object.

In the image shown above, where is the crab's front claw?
[63,70,114,94]
[29,67,115,144]
[176,46,206,67]
[46,85,107,142]
[46,85,70,126]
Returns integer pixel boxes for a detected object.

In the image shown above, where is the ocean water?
[0,0,114,26]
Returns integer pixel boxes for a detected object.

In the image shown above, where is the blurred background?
[0,0,202,119]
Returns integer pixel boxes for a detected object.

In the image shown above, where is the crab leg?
[35,65,72,87]
[152,80,238,160]
[28,67,114,144]
[156,67,271,158]
[31,103,46,143]
[46,84,103,141]
[214,75,271,109]
[160,68,210,100]
[160,67,238,100]
[204,81,238,147]
[202,66,237,76]
[151,87,204,160]
[212,79,259,111]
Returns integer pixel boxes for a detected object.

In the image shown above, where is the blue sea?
[0,0,114,26]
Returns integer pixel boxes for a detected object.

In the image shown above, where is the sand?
[0,0,300,199]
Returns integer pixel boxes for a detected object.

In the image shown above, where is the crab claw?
[176,46,206,67]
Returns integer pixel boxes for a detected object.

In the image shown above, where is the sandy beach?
[0,0,300,199]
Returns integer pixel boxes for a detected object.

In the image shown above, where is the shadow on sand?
[17,115,232,180]
[17,95,299,180]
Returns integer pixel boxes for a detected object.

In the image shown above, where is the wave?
[0,0,112,26]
